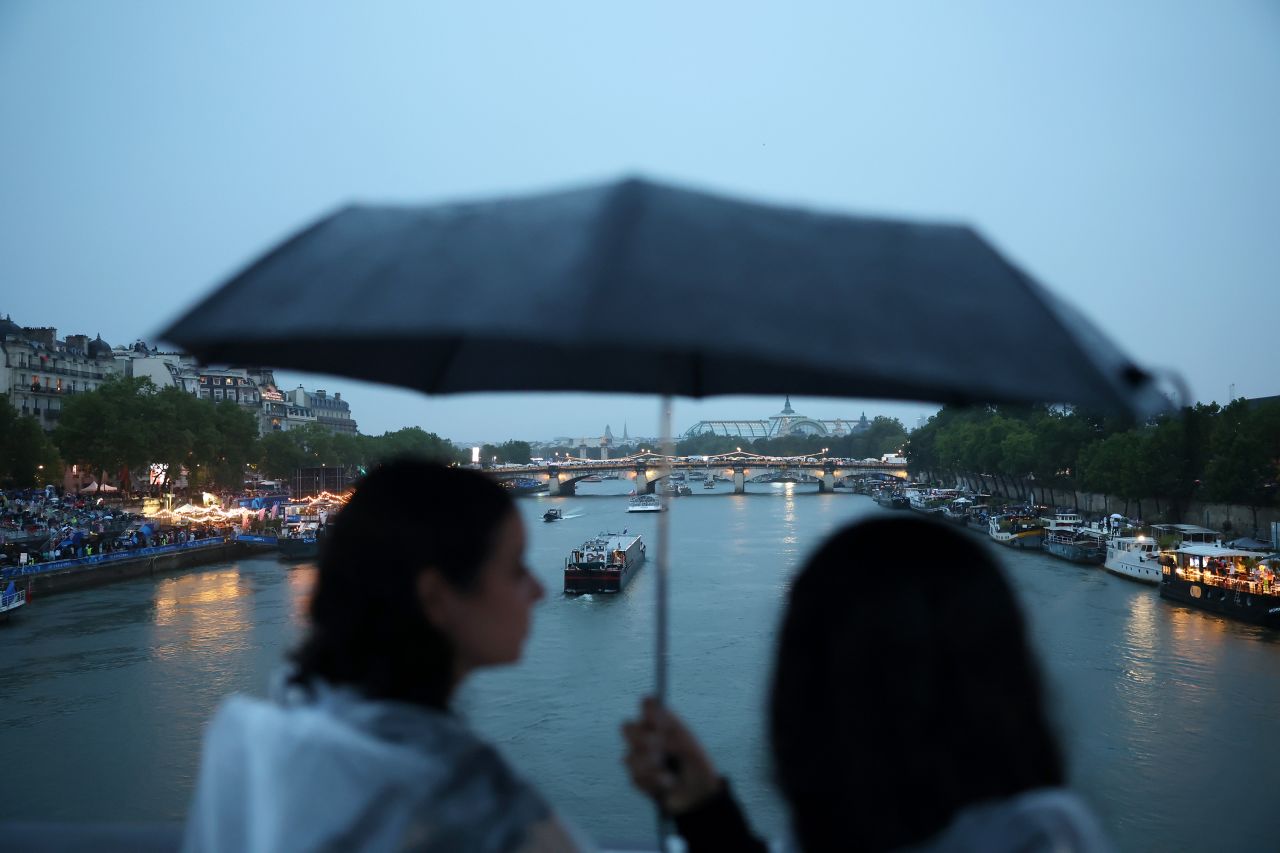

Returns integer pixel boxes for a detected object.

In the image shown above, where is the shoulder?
[914,788,1113,853]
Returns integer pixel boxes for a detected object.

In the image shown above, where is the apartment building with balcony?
[0,316,120,430]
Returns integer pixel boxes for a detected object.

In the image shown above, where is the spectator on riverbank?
[623,516,1112,853]
[183,459,583,852]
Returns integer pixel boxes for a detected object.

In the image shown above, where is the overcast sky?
[3,2,1277,445]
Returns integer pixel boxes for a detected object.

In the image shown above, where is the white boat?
[1103,534,1162,583]
[703,477,716,489]
[626,494,664,513]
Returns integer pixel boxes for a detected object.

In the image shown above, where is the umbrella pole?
[655,394,674,850]
[656,394,672,703]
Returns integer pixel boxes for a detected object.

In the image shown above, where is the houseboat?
[1159,545,1279,628]
[988,512,1045,549]
[563,532,646,594]
[1042,510,1106,565]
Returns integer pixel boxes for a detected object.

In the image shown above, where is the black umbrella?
[160,176,1167,843]
[161,177,1166,418]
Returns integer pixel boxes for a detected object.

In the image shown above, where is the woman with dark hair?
[623,516,1111,852]
[184,459,584,852]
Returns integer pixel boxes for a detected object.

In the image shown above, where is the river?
[1,481,1276,852]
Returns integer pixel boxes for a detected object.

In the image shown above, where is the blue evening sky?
[2,2,1277,444]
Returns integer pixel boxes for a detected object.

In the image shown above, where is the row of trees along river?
[0,377,458,490]
[905,400,1280,514]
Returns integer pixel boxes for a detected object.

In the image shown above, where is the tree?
[54,376,156,487]
[1204,399,1280,506]
[149,385,217,492]
[259,430,307,480]
[365,427,460,464]
[675,433,741,457]
[207,401,260,489]
[0,397,63,487]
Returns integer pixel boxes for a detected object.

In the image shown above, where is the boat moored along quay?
[1042,510,1107,565]
[563,532,645,594]
[1160,545,1280,628]
[988,511,1045,549]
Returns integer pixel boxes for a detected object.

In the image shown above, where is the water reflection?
[781,483,798,552]
[286,565,317,628]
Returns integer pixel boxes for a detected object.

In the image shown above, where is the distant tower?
[782,395,795,415]
[622,422,630,442]
[600,424,613,461]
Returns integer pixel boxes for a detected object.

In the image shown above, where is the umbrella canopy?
[161,176,1165,420]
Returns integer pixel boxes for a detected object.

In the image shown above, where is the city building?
[1,314,360,437]
[113,340,201,392]
[681,396,871,440]
[287,386,357,435]
[0,316,121,430]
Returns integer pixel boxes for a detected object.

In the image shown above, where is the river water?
[2,482,1276,851]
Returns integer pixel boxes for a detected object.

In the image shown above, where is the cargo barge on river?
[563,532,645,594]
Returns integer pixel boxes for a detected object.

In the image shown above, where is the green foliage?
[364,427,461,464]
[675,433,744,457]
[54,376,158,485]
[50,377,269,490]
[480,439,532,465]
[0,395,63,487]
[910,399,1280,508]
[258,430,308,480]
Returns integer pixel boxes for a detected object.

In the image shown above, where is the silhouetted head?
[292,459,543,709]
[769,516,1063,852]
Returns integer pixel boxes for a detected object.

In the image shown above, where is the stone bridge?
[489,451,908,496]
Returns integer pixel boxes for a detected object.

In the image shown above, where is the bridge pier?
[733,467,746,495]
[819,472,836,493]
[548,477,575,497]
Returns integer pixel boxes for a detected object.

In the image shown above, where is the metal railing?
[1,536,229,581]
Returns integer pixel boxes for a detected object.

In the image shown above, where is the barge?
[564,532,645,594]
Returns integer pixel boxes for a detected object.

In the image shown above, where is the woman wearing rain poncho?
[183,460,587,852]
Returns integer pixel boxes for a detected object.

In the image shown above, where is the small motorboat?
[543,508,564,523]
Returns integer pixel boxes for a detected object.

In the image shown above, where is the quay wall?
[16,540,276,598]
[929,472,1280,541]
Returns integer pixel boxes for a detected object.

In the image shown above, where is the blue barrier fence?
[235,534,279,545]
[1,537,229,581]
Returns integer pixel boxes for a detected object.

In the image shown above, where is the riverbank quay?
[934,472,1280,541]
[0,535,277,598]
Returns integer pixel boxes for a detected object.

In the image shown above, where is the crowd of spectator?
[0,486,228,571]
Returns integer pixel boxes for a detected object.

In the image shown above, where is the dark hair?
[290,459,515,709]
[769,516,1063,853]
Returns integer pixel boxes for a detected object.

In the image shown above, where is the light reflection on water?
[0,489,1276,853]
